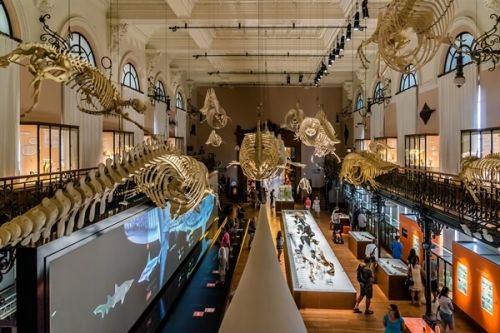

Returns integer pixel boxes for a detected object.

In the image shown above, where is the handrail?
[0,167,97,183]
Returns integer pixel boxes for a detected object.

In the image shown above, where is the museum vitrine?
[461,127,500,158]
[374,137,397,162]
[405,134,440,170]
[19,122,79,175]
[354,139,371,152]
[102,130,134,161]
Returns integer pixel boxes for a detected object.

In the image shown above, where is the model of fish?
[92,279,134,319]
[138,252,161,283]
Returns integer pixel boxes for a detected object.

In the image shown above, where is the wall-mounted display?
[374,137,397,163]
[457,262,468,295]
[481,276,493,315]
[281,210,356,309]
[19,122,79,175]
[412,234,420,256]
[405,134,440,170]
[461,127,500,158]
[102,130,134,162]
[354,139,371,152]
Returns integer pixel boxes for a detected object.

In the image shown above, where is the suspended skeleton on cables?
[205,130,223,147]
[357,0,456,74]
[340,142,398,189]
[298,110,341,160]
[199,88,229,145]
[459,153,500,204]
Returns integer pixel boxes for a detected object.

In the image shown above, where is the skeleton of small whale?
[93,279,134,319]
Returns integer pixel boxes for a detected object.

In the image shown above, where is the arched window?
[0,1,12,36]
[355,93,364,111]
[399,64,417,92]
[444,32,474,73]
[176,91,185,110]
[373,81,384,104]
[122,63,140,91]
[155,80,166,102]
[67,32,96,66]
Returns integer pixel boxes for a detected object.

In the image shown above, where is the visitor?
[407,248,417,265]
[391,235,403,260]
[330,207,340,230]
[358,210,367,231]
[304,196,312,211]
[352,205,361,231]
[408,255,424,305]
[221,227,231,249]
[247,218,256,249]
[438,287,454,333]
[423,256,439,302]
[218,244,229,284]
[237,205,245,224]
[270,189,275,208]
[382,304,405,333]
[331,208,343,244]
[353,257,374,315]
[365,238,378,276]
[276,230,284,261]
[312,195,321,218]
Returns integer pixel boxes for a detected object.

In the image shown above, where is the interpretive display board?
[376,259,410,300]
[348,231,375,259]
[457,262,468,295]
[481,276,493,315]
[281,210,356,309]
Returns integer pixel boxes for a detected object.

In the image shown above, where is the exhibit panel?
[376,259,410,300]
[399,214,423,262]
[348,231,375,259]
[281,210,356,309]
[452,241,500,333]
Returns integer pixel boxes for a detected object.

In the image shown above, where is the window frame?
[355,93,364,111]
[67,32,96,66]
[443,32,474,74]
[176,90,185,111]
[155,80,167,103]
[0,0,12,37]
[121,63,141,92]
[373,81,385,104]
[399,65,417,93]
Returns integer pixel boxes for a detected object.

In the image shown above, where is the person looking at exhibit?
[358,210,368,231]
[353,257,374,315]
[276,230,284,262]
[390,235,403,260]
[408,256,424,306]
[438,287,454,333]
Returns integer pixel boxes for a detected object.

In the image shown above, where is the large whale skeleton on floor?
[0,142,213,249]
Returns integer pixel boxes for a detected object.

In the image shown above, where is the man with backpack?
[353,257,374,315]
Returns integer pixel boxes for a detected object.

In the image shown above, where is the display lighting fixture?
[346,23,352,41]
[298,73,304,83]
[340,36,345,51]
[362,0,369,19]
[336,40,341,53]
[454,51,466,88]
[353,11,361,31]
[286,74,291,85]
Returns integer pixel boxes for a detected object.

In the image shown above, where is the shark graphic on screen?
[139,252,161,283]
[93,279,134,318]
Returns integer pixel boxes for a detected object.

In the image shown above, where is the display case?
[481,276,493,315]
[405,134,440,170]
[376,258,410,300]
[276,185,295,212]
[354,139,371,152]
[461,127,500,158]
[167,137,184,153]
[348,231,375,259]
[281,210,356,309]
[374,137,397,162]
[102,130,134,161]
[19,122,79,175]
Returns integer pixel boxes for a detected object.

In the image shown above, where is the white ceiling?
[110,0,390,86]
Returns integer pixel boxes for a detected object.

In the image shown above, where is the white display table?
[281,210,357,309]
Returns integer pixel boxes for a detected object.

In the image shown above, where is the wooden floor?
[229,205,483,333]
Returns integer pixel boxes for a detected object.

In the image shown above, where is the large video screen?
[48,194,215,333]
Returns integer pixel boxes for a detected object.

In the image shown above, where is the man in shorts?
[353,257,374,315]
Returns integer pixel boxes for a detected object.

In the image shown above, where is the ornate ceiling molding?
[166,0,198,18]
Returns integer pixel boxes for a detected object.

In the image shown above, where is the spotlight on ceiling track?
[286,74,291,85]
[298,74,303,83]
[346,23,352,41]
[362,0,369,19]
[353,12,361,31]
[340,36,345,51]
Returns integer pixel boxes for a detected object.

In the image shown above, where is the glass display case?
[354,139,371,152]
[374,137,397,162]
[102,130,134,161]
[461,127,500,158]
[167,137,184,153]
[378,258,408,276]
[19,122,79,175]
[405,134,440,170]
[457,262,468,295]
[278,185,294,202]
[281,210,356,308]
[481,276,493,315]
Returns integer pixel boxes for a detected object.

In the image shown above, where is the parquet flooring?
[229,205,484,333]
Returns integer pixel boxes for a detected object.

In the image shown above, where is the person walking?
[312,195,321,218]
[218,244,229,284]
[423,256,439,302]
[358,210,368,231]
[352,206,361,231]
[391,235,404,260]
[270,189,275,208]
[353,257,374,315]
[438,287,454,332]
[408,256,424,305]
[304,196,312,211]
[247,218,256,249]
[406,248,417,265]
[276,230,284,261]
[382,304,405,333]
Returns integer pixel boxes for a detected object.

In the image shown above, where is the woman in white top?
[312,196,321,218]
[408,255,423,305]
[438,286,454,332]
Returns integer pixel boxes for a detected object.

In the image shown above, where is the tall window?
[355,93,364,111]
[67,32,96,66]
[444,32,474,73]
[176,91,185,110]
[155,80,166,103]
[373,81,384,104]
[399,64,417,92]
[122,63,140,91]
[0,1,12,36]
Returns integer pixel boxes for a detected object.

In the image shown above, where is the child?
[304,197,312,211]
[276,230,284,261]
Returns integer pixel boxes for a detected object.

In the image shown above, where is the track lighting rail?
[169,23,366,32]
